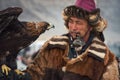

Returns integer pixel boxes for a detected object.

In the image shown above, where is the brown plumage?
[0,7,54,70]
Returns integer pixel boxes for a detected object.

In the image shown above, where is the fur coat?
[25,36,119,80]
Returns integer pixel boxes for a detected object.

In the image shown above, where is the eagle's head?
[22,21,54,36]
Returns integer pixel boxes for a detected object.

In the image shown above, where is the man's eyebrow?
[69,18,72,21]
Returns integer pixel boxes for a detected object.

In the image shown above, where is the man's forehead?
[69,17,86,22]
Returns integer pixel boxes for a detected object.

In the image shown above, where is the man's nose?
[72,23,77,30]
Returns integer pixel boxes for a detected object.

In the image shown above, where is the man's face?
[68,17,91,39]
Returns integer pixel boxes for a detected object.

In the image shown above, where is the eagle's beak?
[47,23,55,30]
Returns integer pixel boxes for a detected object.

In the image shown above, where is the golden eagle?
[0,7,54,76]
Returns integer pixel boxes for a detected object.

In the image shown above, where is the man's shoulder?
[87,37,108,62]
[62,33,69,37]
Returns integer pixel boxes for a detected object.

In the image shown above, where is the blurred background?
[0,0,120,70]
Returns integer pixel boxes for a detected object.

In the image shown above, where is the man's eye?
[76,22,82,25]
[69,20,73,23]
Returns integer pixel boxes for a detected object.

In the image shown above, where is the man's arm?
[25,35,69,80]
[101,50,119,80]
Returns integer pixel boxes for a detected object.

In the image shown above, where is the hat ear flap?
[88,9,107,32]
[88,8,100,26]
[94,18,107,32]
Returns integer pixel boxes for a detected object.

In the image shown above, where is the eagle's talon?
[1,64,11,75]
[15,69,24,75]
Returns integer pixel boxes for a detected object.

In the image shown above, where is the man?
[26,0,119,80]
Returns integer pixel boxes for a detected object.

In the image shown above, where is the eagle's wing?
[0,7,23,34]
[0,7,23,76]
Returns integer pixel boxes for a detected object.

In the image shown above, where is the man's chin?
[70,33,77,39]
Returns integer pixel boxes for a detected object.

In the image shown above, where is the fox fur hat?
[62,0,107,32]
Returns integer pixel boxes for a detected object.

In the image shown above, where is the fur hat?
[62,0,107,32]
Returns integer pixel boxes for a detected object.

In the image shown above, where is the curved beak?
[47,23,55,30]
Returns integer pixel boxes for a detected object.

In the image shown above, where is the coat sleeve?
[25,36,69,80]
[101,49,119,80]
[24,41,49,80]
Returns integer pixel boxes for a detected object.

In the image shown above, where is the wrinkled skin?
[0,7,54,71]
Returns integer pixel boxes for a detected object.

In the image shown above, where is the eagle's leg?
[1,64,11,75]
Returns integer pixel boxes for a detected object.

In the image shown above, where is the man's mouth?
[69,31,81,38]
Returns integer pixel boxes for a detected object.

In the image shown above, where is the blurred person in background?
[17,46,39,71]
